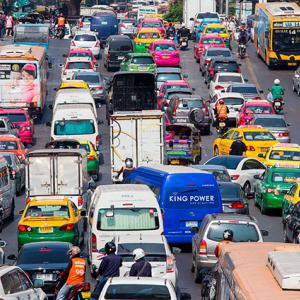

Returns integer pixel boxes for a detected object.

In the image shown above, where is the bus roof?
[256,2,300,19]
[0,45,46,62]
[219,242,300,300]
[137,165,208,175]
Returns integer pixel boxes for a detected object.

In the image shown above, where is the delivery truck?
[110,111,165,181]
[25,149,93,209]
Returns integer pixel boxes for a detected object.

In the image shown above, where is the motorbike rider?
[238,21,248,55]
[271,79,284,102]
[215,229,234,257]
[229,134,247,156]
[56,13,66,36]
[92,241,122,299]
[214,99,229,127]
[166,22,176,38]
[116,158,135,181]
[129,248,152,277]
[177,23,190,43]
[56,246,86,300]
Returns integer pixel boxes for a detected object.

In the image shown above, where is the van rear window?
[54,120,95,135]
[97,208,159,231]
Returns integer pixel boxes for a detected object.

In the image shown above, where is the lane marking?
[245,56,263,94]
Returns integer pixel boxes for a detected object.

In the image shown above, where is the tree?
[164,1,183,23]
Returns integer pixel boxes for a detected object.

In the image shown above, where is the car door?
[15,155,25,188]
[209,74,218,97]
[254,169,267,201]
[287,202,300,242]
[0,166,12,219]
[103,40,110,63]
[240,159,266,190]
[219,129,235,155]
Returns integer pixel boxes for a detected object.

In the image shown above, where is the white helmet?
[133,248,145,261]
[274,79,280,85]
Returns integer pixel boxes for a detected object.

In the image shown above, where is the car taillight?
[26,197,30,204]
[278,132,289,137]
[88,155,95,161]
[204,104,210,116]
[11,170,16,179]
[71,41,76,47]
[199,240,207,255]
[247,145,255,151]
[120,24,126,28]
[18,225,32,232]
[96,135,99,148]
[195,20,200,25]
[209,68,214,76]
[252,97,261,100]
[63,70,67,75]
[80,21,83,28]
[237,67,241,73]
[17,155,22,159]
[60,224,75,231]
[78,196,83,207]
[205,59,210,64]
[229,201,245,209]
[230,174,240,180]
[267,188,279,195]
[50,137,54,141]
[96,86,103,90]
[107,53,110,60]
[215,85,224,90]
[95,40,100,47]
[166,256,174,273]
[173,53,179,58]
[92,233,97,252]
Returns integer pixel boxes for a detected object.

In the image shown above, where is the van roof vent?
[266,3,300,16]
[267,251,300,290]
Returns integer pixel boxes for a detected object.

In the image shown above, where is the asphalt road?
[1,38,299,298]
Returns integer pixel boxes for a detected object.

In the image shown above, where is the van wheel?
[243,182,251,197]
[8,199,14,221]
[260,200,267,215]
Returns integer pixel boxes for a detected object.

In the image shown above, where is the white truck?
[110,111,165,181]
[25,149,94,209]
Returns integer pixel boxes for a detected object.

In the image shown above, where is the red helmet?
[219,99,224,104]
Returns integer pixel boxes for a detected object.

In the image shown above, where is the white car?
[210,92,245,125]
[79,15,92,31]
[209,72,245,99]
[0,265,47,299]
[70,31,101,58]
[99,277,191,300]
[205,155,266,195]
[115,234,178,286]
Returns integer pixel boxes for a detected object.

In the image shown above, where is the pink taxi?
[193,34,226,62]
[0,109,34,145]
[66,49,97,66]
[149,40,180,67]
[139,18,166,37]
[237,100,275,126]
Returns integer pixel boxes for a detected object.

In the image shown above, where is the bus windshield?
[273,28,300,52]
[14,26,49,43]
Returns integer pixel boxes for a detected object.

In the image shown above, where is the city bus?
[0,45,47,119]
[254,2,300,68]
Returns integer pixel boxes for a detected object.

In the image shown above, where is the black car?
[8,242,71,297]
[103,35,134,71]
[283,200,300,244]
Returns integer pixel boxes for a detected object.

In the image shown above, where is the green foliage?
[164,2,183,23]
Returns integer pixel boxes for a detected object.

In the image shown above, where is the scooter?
[273,98,284,113]
[217,118,227,135]
[56,25,65,39]
[179,36,188,50]
[238,43,246,59]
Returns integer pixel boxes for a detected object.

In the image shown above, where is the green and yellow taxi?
[134,28,162,52]
[18,197,84,248]
[202,24,230,48]
[120,53,156,73]
[282,180,300,221]
[80,140,100,181]
[255,164,300,214]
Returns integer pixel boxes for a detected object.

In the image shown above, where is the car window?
[9,270,24,293]
[207,49,231,57]
[231,131,239,140]
[76,74,100,83]
[201,38,223,44]
[157,73,181,82]
[222,130,233,140]
[223,97,244,106]
[67,62,92,70]
[253,117,286,128]
[71,202,78,216]
[287,185,297,197]
[269,150,300,162]
[244,131,275,141]
[74,34,96,41]
[1,273,14,294]
[109,40,132,51]
[0,114,26,122]
[25,205,70,217]
[214,62,238,72]
[271,171,300,183]
[0,141,17,150]
[17,270,32,291]
[242,159,265,170]
[132,57,154,64]
[218,75,242,83]
[206,156,244,170]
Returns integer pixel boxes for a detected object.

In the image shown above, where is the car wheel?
[297,87,300,97]
[194,264,202,284]
[293,235,299,244]
[8,199,14,221]
[191,255,195,273]
[260,199,267,215]
[92,172,99,182]
[243,182,251,197]
[213,146,219,156]
[293,82,296,92]
[283,225,289,243]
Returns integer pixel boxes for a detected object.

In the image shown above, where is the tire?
[293,235,298,244]
[283,225,289,243]
[213,146,219,156]
[92,172,99,182]
[194,264,202,284]
[243,182,251,198]
[8,199,14,221]
[297,87,300,97]
[260,199,267,215]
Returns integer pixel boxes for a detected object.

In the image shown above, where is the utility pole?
[225,0,229,16]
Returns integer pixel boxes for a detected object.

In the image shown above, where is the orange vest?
[57,17,65,26]
[66,257,86,285]
[217,104,228,119]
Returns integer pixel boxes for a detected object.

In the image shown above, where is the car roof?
[74,31,97,36]
[206,213,257,222]
[218,181,240,189]
[156,67,182,73]
[230,83,257,88]
[128,52,153,57]
[153,40,175,44]
[217,72,242,76]
[67,57,92,62]
[164,80,187,85]
[201,34,224,39]
[211,56,236,62]
[107,277,171,285]
[207,47,231,52]
[193,164,228,171]
[252,114,285,120]
[21,241,72,250]
[138,28,160,32]
[0,135,19,141]
[109,35,131,40]
[0,108,28,114]
[245,100,272,106]
[206,155,245,165]
[216,92,244,99]
[75,71,99,77]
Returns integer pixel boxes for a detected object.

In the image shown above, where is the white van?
[50,104,99,148]
[86,184,164,272]
[53,88,97,116]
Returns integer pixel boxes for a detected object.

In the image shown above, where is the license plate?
[186,221,198,227]
[182,42,187,46]
[81,292,91,298]
[162,55,169,58]
[275,102,281,107]
[260,147,269,152]
[39,227,53,233]
[170,159,180,165]
[219,122,226,127]
[288,63,297,66]
[118,56,124,60]
[35,274,53,281]
[176,118,187,123]
[139,66,147,71]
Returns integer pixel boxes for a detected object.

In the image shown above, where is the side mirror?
[254,174,261,180]
[171,247,181,254]
[18,210,24,215]
[192,88,195,92]
[14,124,20,129]
[48,62,52,69]
[26,144,32,149]
[7,254,17,260]
[95,63,99,67]
[191,226,199,234]
[258,153,265,158]
[53,87,58,91]
[97,120,103,125]
[183,74,188,79]
[46,122,51,127]
[89,181,96,190]
[180,292,192,300]
[190,17,194,21]
[48,104,53,109]
[80,209,87,217]
[33,279,44,288]
[238,63,242,66]
[0,241,6,248]
[287,123,291,126]
[59,63,63,67]
[261,229,269,237]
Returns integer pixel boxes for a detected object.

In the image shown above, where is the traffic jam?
[0,0,300,299]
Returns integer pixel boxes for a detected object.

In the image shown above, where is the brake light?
[205,59,210,64]
[60,224,75,231]
[252,97,261,100]
[95,40,100,47]
[18,225,32,232]
[11,170,16,179]
[195,20,200,25]
[79,21,83,28]
[237,67,241,73]
[247,145,255,151]
[199,240,207,255]
[71,41,76,47]
[229,201,245,209]
[82,282,90,292]
[230,174,240,180]
[209,68,214,77]
[278,132,289,137]
[267,188,279,195]
[96,135,99,148]
[63,71,67,75]
[78,196,83,207]
[107,53,110,60]
[92,233,97,252]
[215,85,224,90]
[120,24,126,28]
[96,86,103,90]
[204,104,210,116]
[166,256,174,273]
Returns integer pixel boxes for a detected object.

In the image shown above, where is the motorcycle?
[217,118,227,135]
[273,98,284,113]
[54,277,91,299]
[238,43,246,59]
[56,25,65,39]
[168,33,175,41]
[179,36,188,50]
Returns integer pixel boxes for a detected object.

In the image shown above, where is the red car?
[0,109,34,145]
[66,49,97,66]
[139,18,166,37]
[237,100,275,126]
[0,135,28,161]
[193,34,226,62]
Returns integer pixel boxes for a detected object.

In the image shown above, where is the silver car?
[292,66,300,96]
[251,114,290,143]
[191,213,267,283]
[118,18,137,36]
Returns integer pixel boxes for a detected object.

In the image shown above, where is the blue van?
[125,165,222,244]
[90,12,118,45]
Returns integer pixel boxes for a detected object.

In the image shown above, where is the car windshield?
[17,246,70,264]
[271,171,300,183]
[0,141,17,150]
[67,62,91,70]
[207,222,259,242]
[132,57,154,64]
[74,34,96,41]
[214,62,238,71]
[163,85,187,93]
[219,184,241,199]
[205,27,226,34]
[244,131,275,141]
[154,44,176,51]
[202,169,231,182]
[206,156,243,170]
[157,73,181,82]
[254,118,286,128]
[218,75,242,83]
[273,28,300,52]
[0,113,26,122]
[222,97,244,105]
[207,49,231,57]
[231,86,257,94]
[143,21,161,28]
[269,150,300,162]
[138,32,160,39]
[110,40,132,51]
[82,16,92,22]
[97,208,159,231]
[54,120,95,135]
[105,284,171,299]
[70,52,93,59]
[201,38,223,44]
[25,205,70,217]
[76,74,100,83]
[121,19,136,25]
[166,91,191,99]
[117,243,166,262]
[196,12,219,19]
[177,99,204,109]
[244,105,273,114]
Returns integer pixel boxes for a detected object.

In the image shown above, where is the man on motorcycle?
[129,248,152,277]
[215,99,229,125]
[56,13,66,37]
[271,79,284,102]
[57,246,86,300]
[166,22,176,38]
[177,23,189,43]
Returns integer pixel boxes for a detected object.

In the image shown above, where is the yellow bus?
[254,2,300,68]
[0,45,47,119]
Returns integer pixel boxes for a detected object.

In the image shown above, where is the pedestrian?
[129,248,152,277]
[0,12,5,40]
[229,18,236,41]
[5,12,13,37]
[229,135,247,156]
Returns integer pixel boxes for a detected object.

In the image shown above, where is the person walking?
[5,12,13,37]
[229,135,247,156]
[129,248,152,277]
[0,12,5,40]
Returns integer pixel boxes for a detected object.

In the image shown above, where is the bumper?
[155,58,180,67]
[274,136,290,143]
[165,233,193,244]
[196,256,218,270]
[19,131,33,144]
[262,193,284,209]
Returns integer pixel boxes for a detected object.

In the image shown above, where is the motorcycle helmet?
[125,158,133,168]
[223,229,234,241]
[274,79,280,85]
[105,241,116,254]
[133,248,145,261]
[68,246,81,257]
[219,99,224,104]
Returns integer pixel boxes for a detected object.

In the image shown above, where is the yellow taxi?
[134,28,162,50]
[261,143,300,167]
[58,80,89,90]
[282,180,300,220]
[202,24,230,48]
[18,197,84,248]
[213,126,278,160]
